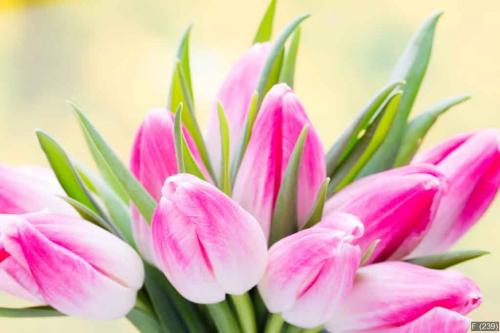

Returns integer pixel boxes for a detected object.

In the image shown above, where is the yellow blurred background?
[0,0,499,331]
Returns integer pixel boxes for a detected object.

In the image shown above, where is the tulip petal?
[0,256,44,304]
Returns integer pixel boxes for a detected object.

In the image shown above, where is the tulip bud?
[0,165,76,216]
[411,129,500,256]
[205,42,271,173]
[233,84,326,239]
[152,173,267,304]
[324,165,446,263]
[326,262,481,332]
[0,212,144,319]
[258,213,363,328]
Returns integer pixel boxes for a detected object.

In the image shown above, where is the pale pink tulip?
[326,262,481,332]
[152,173,267,304]
[205,42,271,173]
[0,212,144,319]
[411,129,500,256]
[0,165,76,216]
[324,165,446,264]
[233,84,326,239]
[258,213,363,328]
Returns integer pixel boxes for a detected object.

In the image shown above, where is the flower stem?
[303,326,324,333]
[206,300,242,333]
[231,293,257,333]
[264,313,285,333]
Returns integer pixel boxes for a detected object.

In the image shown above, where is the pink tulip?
[0,212,144,319]
[233,84,326,239]
[411,129,500,256]
[205,42,271,173]
[152,173,267,304]
[0,165,76,216]
[326,262,481,332]
[258,213,363,328]
[130,108,205,260]
[324,165,446,264]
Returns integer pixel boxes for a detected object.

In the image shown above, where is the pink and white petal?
[0,256,45,304]
[315,212,365,239]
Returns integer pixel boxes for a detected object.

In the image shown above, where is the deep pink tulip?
[411,129,500,256]
[0,165,76,216]
[258,213,363,328]
[326,262,481,332]
[205,42,271,173]
[324,165,446,264]
[152,173,267,304]
[130,108,205,260]
[0,212,144,319]
[233,84,326,239]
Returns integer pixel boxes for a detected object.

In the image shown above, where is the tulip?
[130,108,205,260]
[233,84,326,238]
[0,165,76,216]
[152,173,267,304]
[326,261,481,332]
[410,129,500,256]
[258,213,363,328]
[324,165,446,264]
[205,42,271,173]
[0,212,144,319]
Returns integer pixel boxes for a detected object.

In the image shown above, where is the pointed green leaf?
[359,12,443,175]
[329,91,402,195]
[279,27,301,88]
[253,0,277,43]
[325,80,405,176]
[270,126,308,245]
[394,95,470,166]
[71,104,156,223]
[361,239,381,265]
[302,178,330,229]
[217,103,231,195]
[127,308,162,333]
[60,196,115,232]
[406,249,489,269]
[0,306,61,318]
[176,25,194,99]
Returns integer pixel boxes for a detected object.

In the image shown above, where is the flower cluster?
[0,2,499,332]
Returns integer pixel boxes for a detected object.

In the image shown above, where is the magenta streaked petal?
[0,256,44,304]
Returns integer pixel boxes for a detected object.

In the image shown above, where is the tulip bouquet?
[1,1,499,332]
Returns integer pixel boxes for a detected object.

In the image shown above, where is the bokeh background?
[0,0,499,331]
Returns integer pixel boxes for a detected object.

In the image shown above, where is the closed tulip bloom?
[326,262,481,333]
[258,213,363,328]
[205,42,271,172]
[0,212,144,319]
[411,129,500,256]
[324,165,446,264]
[233,83,326,238]
[0,165,75,216]
[152,173,267,304]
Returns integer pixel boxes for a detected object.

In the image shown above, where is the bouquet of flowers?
[1,1,499,332]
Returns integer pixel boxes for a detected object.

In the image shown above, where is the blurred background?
[0,0,499,331]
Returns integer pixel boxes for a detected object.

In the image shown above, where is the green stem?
[285,325,302,333]
[207,300,242,333]
[264,313,285,333]
[231,293,257,333]
[303,327,324,333]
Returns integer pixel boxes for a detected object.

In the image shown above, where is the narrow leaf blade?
[253,0,277,43]
[302,177,330,229]
[279,27,301,88]
[406,249,489,269]
[0,306,61,318]
[217,103,231,195]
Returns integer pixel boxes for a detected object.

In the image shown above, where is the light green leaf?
[217,103,231,195]
[394,95,470,166]
[0,306,61,317]
[361,239,381,265]
[253,0,277,43]
[325,80,405,176]
[270,126,308,245]
[302,178,330,229]
[406,249,489,269]
[279,27,301,88]
[176,25,194,99]
[60,196,115,232]
[359,11,443,175]
[206,301,242,333]
[71,104,157,224]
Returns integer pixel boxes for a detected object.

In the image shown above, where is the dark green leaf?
[0,306,61,318]
[279,27,301,88]
[394,95,470,166]
[253,0,277,43]
[406,249,489,269]
[302,178,330,229]
[127,307,162,333]
[217,103,231,195]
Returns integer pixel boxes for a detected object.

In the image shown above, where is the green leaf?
[71,104,157,224]
[60,196,115,232]
[394,95,470,166]
[206,301,242,333]
[256,14,310,106]
[230,294,257,333]
[270,126,308,245]
[359,11,443,175]
[302,178,330,229]
[406,249,489,269]
[361,239,381,265]
[176,25,194,99]
[0,306,61,317]
[325,80,404,177]
[127,307,162,333]
[279,27,301,88]
[253,0,277,43]
[328,91,402,195]
[217,103,231,195]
